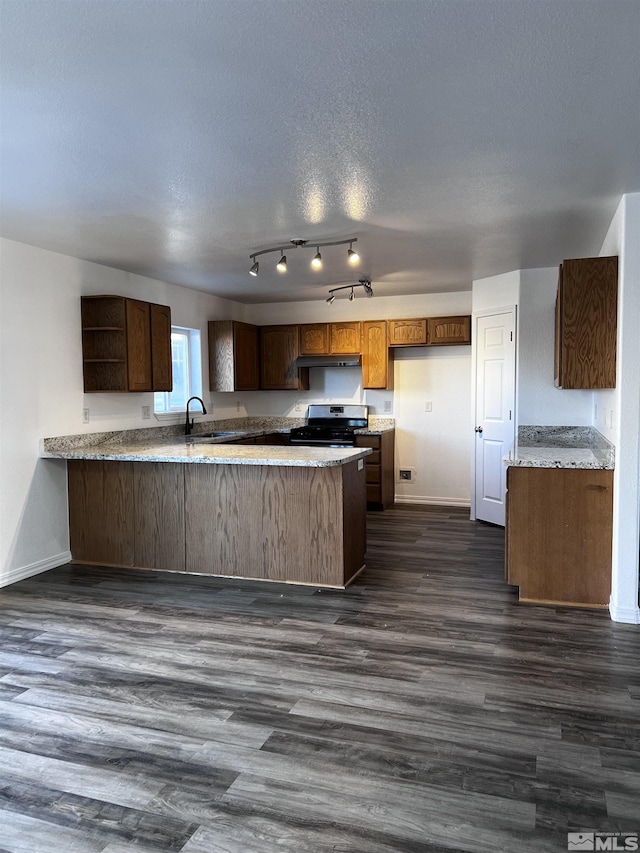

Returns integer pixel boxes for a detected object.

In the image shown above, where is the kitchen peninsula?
[42,425,373,588]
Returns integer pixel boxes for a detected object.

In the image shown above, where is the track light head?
[326,293,336,305]
[311,248,322,270]
[276,253,287,273]
[349,287,355,301]
[348,242,360,264]
[249,260,259,277]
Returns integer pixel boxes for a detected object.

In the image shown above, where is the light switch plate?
[358,459,364,471]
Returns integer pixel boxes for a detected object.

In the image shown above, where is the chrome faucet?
[185,396,207,435]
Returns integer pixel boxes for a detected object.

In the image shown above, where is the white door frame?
[470,305,518,522]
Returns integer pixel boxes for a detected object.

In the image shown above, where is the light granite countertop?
[503,426,614,470]
[41,437,372,467]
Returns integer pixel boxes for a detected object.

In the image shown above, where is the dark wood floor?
[0,505,638,853]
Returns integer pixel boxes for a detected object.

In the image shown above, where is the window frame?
[154,325,203,416]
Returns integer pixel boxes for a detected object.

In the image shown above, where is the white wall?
[599,195,640,623]
[0,238,243,585]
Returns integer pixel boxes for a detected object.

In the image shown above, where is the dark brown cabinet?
[362,320,393,390]
[426,315,471,346]
[505,466,613,607]
[355,430,395,509]
[208,321,259,392]
[554,256,618,389]
[81,295,172,393]
[259,325,309,390]
[388,319,427,346]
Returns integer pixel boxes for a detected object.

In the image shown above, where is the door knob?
[475,426,483,433]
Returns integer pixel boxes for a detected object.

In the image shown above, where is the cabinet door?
[388,319,427,346]
[260,325,309,390]
[330,322,361,354]
[125,299,152,391]
[150,303,173,391]
[426,315,471,346]
[299,323,330,355]
[554,265,563,388]
[233,322,260,390]
[557,256,617,389]
[362,320,393,390]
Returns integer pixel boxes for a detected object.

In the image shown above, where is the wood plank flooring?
[0,505,638,852]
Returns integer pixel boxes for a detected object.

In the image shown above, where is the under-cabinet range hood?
[294,354,362,368]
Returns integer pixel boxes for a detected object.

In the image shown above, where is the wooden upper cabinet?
[260,325,309,390]
[555,256,618,389]
[125,299,153,392]
[330,322,361,354]
[388,319,427,346]
[426,315,471,346]
[208,321,259,392]
[362,320,393,390]
[150,304,173,392]
[81,295,171,393]
[299,323,330,355]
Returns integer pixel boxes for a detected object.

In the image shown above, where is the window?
[154,326,202,414]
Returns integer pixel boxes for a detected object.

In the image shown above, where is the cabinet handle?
[475,426,483,433]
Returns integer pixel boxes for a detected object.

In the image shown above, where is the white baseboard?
[609,601,640,624]
[395,496,471,508]
[0,551,71,588]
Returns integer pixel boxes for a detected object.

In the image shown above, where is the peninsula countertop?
[503,426,614,470]
[41,437,371,467]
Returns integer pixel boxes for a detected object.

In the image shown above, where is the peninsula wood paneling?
[342,459,367,583]
[68,460,134,566]
[133,463,185,571]
[506,466,613,606]
[183,463,360,586]
[555,256,618,389]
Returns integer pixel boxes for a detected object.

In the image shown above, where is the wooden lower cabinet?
[68,458,365,587]
[505,466,613,607]
[355,431,395,509]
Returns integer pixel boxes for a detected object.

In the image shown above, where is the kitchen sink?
[186,431,244,442]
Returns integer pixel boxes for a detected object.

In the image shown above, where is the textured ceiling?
[1,0,639,303]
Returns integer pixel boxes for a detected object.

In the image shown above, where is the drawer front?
[366,464,381,484]
[365,450,381,465]
[355,436,381,449]
[366,483,382,503]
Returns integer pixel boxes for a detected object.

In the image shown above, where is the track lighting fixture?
[325,279,373,305]
[249,237,359,276]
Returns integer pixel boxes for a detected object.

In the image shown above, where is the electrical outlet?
[142,405,151,419]
[398,468,415,483]
[82,408,90,424]
[383,400,392,413]
[425,401,432,412]
[295,402,303,412]
[236,400,241,413]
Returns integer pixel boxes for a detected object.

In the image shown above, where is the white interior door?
[474,310,516,526]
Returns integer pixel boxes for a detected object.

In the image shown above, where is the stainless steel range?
[289,404,368,447]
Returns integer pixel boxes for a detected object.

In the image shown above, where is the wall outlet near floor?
[82,408,90,424]
[142,405,151,419]
[398,468,415,483]
[383,400,392,413]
